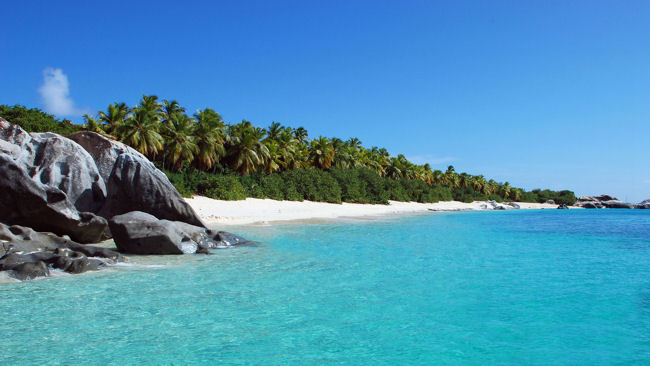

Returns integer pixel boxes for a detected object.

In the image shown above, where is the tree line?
[0,101,577,205]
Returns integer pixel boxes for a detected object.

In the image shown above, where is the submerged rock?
[109,211,253,255]
[10,261,49,281]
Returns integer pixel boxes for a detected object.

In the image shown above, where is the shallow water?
[2,210,650,364]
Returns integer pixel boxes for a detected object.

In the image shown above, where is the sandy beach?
[185,196,563,225]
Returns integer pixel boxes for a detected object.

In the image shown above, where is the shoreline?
[185,196,565,226]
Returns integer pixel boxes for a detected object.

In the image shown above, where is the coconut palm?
[294,126,309,144]
[98,102,129,135]
[309,136,335,169]
[500,181,512,199]
[162,99,186,125]
[138,95,163,120]
[266,122,283,141]
[193,108,227,171]
[163,113,198,171]
[82,114,105,134]
[119,107,164,157]
[227,121,270,175]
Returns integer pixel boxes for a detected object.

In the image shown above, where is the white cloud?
[407,154,456,166]
[37,67,87,117]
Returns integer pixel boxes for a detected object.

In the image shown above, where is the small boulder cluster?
[0,119,251,281]
[574,195,649,209]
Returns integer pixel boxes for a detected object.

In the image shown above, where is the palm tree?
[163,113,198,171]
[346,137,362,150]
[193,108,227,171]
[82,114,106,134]
[98,102,129,135]
[227,121,270,175]
[500,181,512,199]
[119,107,164,157]
[139,95,162,115]
[294,126,309,144]
[162,99,185,125]
[266,122,283,141]
[309,136,335,169]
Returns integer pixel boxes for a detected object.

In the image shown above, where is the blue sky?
[1,1,649,201]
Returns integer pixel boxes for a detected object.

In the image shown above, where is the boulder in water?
[109,211,253,255]
[0,222,123,280]
[602,200,634,209]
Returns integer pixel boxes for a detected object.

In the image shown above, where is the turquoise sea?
[2,210,650,365]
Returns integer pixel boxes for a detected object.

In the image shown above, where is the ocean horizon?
[2,209,649,364]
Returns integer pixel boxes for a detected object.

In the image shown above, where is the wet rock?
[557,204,569,209]
[10,261,49,281]
[109,211,199,254]
[0,222,124,280]
[109,211,253,254]
[210,231,254,248]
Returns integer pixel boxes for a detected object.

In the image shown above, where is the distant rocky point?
[574,195,648,209]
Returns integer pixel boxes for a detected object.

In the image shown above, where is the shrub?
[0,104,82,135]
[239,174,265,198]
[331,168,366,203]
[281,169,342,203]
[198,175,246,200]
[260,174,285,200]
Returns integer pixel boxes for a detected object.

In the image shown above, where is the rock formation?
[0,222,123,280]
[68,131,205,227]
[109,211,253,255]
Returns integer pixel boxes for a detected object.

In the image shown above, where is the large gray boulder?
[0,120,109,242]
[109,211,252,255]
[0,154,108,243]
[68,131,205,227]
[602,200,635,209]
[0,120,106,212]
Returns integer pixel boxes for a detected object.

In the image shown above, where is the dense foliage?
[1,101,576,205]
[0,104,82,135]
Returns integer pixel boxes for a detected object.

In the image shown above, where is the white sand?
[185,196,567,225]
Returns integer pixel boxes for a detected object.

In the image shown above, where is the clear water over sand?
[2,210,649,364]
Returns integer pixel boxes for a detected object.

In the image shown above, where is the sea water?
[1,210,649,365]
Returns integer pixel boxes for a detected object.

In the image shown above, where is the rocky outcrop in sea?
[0,119,251,281]
[574,195,647,209]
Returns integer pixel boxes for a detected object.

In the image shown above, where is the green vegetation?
[0,104,81,135]
[0,101,577,205]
